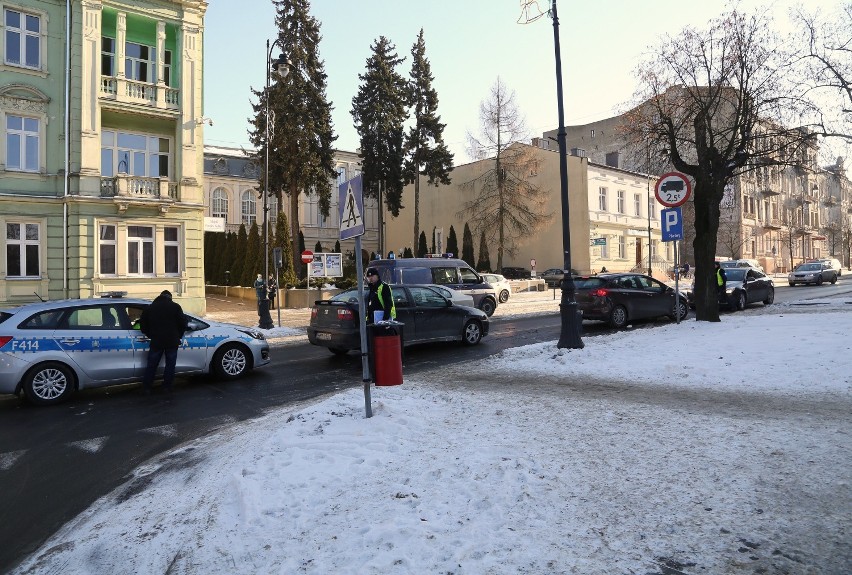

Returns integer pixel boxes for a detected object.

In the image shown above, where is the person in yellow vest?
[365,267,395,323]
[715,261,728,304]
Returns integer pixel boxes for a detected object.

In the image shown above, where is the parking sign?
[661,207,683,242]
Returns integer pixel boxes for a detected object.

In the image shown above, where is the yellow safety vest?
[376,283,397,319]
[716,269,725,286]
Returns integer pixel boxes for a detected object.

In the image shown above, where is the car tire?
[763,288,775,305]
[671,299,689,321]
[831,274,837,285]
[479,298,496,317]
[816,275,823,285]
[329,347,349,356]
[212,343,251,379]
[734,292,747,311]
[609,305,629,329]
[498,289,510,303]
[23,362,75,405]
[462,320,483,345]
[788,282,795,287]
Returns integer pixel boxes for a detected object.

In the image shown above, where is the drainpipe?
[63,0,71,297]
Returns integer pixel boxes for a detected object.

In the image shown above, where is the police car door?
[55,304,139,383]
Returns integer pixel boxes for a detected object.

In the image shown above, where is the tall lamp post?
[548,0,583,349]
[258,38,290,330]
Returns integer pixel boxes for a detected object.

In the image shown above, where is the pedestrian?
[682,261,690,277]
[254,274,265,301]
[600,266,608,273]
[715,261,728,304]
[388,250,396,260]
[267,274,278,310]
[365,267,395,324]
[139,290,187,395]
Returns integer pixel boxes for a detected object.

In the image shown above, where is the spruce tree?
[315,241,324,253]
[223,231,237,286]
[477,230,491,272]
[234,224,249,286]
[274,211,296,287]
[403,247,414,258]
[403,29,454,253]
[246,222,262,285]
[298,231,306,278]
[351,35,408,227]
[461,223,475,268]
[249,0,337,275]
[417,231,428,257]
[446,225,459,258]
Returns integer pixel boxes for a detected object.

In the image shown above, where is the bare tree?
[459,78,552,271]
[716,210,749,260]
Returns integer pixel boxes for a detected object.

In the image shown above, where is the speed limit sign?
[655,172,692,207]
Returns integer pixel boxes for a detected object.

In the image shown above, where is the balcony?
[822,195,838,206]
[762,218,782,229]
[794,225,813,236]
[759,187,780,196]
[100,76,180,112]
[101,175,178,212]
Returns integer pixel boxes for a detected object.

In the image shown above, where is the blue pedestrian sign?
[661,207,683,242]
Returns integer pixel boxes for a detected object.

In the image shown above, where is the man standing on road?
[139,290,188,395]
[715,261,728,304]
[365,267,395,324]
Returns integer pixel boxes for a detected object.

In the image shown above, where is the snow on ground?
[12,296,852,575]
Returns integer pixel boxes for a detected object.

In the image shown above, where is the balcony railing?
[99,75,180,111]
[762,218,782,229]
[100,176,178,200]
[759,187,780,196]
[822,195,838,206]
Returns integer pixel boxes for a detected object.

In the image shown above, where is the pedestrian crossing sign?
[339,174,365,240]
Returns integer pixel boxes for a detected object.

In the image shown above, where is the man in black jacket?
[139,290,188,394]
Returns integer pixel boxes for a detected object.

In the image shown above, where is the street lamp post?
[549,0,583,349]
[258,38,291,330]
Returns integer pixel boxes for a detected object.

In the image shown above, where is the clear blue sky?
[201,0,843,163]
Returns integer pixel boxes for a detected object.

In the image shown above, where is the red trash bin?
[370,322,403,386]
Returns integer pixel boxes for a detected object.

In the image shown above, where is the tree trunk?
[413,175,420,256]
[692,179,723,322]
[289,185,301,277]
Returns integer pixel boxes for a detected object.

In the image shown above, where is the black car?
[541,268,565,288]
[500,267,531,280]
[721,267,775,310]
[573,272,689,328]
[307,285,489,355]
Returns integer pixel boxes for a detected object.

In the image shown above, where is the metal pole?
[355,235,372,418]
[551,0,583,349]
[647,145,653,276]
[257,39,274,329]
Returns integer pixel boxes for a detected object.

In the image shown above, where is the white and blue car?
[0,297,270,405]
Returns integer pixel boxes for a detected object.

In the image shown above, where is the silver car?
[788,262,837,286]
[0,297,270,405]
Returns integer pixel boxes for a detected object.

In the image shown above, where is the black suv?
[500,267,531,280]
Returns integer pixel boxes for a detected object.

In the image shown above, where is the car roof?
[1,297,151,316]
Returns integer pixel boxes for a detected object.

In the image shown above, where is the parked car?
[719,259,764,273]
[480,273,512,303]
[307,284,489,354]
[788,262,837,286]
[0,297,270,405]
[500,266,531,280]
[541,268,565,288]
[425,284,475,307]
[719,267,775,310]
[573,272,689,328]
[816,258,842,277]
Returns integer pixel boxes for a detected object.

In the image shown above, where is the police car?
[0,296,270,405]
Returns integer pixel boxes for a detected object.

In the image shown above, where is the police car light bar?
[98,291,128,298]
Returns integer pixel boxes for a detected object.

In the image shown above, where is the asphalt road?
[0,277,848,572]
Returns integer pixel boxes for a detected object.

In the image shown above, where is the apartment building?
[1,0,208,313]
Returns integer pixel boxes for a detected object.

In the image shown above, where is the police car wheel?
[213,344,251,379]
[462,320,482,345]
[23,362,75,405]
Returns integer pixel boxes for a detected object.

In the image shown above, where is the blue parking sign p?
[661,207,683,242]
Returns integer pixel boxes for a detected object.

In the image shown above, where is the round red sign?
[301,250,314,264]
[654,172,692,207]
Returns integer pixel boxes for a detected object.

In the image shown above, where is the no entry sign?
[301,250,313,264]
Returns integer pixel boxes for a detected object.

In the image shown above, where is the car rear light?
[310,307,318,319]
[337,308,354,320]
[0,336,11,349]
[590,288,609,297]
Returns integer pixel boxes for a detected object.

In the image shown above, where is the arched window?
[212,187,229,220]
[241,190,256,227]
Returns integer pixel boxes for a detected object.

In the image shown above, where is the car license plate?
[316,332,332,341]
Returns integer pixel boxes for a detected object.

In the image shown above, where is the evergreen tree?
[477,230,491,272]
[402,29,454,253]
[246,221,262,285]
[249,0,337,275]
[223,231,237,286]
[446,225,459,258]
[274,211,296,287]
[298,231,306,278]
[403,247,414,258]
[417,231,428,257]
[351,36,408,222]
[461,223,475,268]
[234,224,249,286]
[430,226,436,254]
[315,241,324,253]
[203,232,213,283]
[334,240,341,253]
[212,231,227,284]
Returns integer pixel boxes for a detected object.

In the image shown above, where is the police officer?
[715,261,728,304]
[365,267,395,323]
[139,290,187,395]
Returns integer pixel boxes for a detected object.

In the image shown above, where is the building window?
[618,236,625,259]
[600,239,608,259]
[268,195,278,228]
[101,130,171,178]
[164,227,179,275]
[336,166,347,185]
[127,226,154,275]
[101,37,115,76]
[6,115,39,172]
[6,222,39,277]
[99,224,117,275]
[598,187,608,211]
[125,41,155,83]
[617,190,625,214]
[634,194,641,217]
[241,190,256,227]
[212,187,229,219]
[648,197,657,220]
[4,8,41,69]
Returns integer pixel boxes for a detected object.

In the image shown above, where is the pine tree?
[246,222,262,286]
[417,231,428,257]
[234,224,249,286]
[446,225,459,258]
[403,29,454,253]
[461,223,475,268]
[249,0,337,275]
[223,231,237,286]
[351,35,408,226]
[274,211,296,287]
[477,230,491,272]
